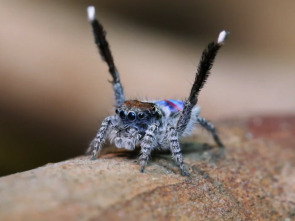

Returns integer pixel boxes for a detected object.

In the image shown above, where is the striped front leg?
[90,116,113,160]
[168,127,190,176]
[139,124,158,173]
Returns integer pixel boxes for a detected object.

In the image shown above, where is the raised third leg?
[87,6,125,106]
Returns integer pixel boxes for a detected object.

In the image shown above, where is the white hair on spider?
[217,30,228,45]
[87,6,96,21]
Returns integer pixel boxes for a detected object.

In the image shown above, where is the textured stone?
[0,116,294,220]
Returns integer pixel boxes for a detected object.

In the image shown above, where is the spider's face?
[115,100,161,128]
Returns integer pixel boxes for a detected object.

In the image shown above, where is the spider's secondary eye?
[115,109,119,114]
[127,111,136,121]
[119,110,127,119]
[138,112,145,119]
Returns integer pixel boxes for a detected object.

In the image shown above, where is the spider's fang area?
[87,6,96,21]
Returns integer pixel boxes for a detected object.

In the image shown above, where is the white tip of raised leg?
[87,6,96,21]
[217,30,229,45]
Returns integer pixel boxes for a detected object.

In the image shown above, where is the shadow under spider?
[100,141,225,164]
[154,142,225,164]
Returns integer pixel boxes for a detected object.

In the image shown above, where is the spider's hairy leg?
[139,124,158,173]
[90,116,113,160]
[168,127,190,176]
[177,31,229,136]
[197,117,224,147]
[87,6,125,106]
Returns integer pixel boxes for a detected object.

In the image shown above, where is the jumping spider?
[86,6,229,176]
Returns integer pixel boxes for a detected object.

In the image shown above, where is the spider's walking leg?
[90,116,113,160]
[139,124,158,173]
[197,117,224,147]
[87,6,125,106]
[168,127,189,176]
[177,31,229,135]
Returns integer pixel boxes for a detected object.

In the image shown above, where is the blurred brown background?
[0,1,294,176]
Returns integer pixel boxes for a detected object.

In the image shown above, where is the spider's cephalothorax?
[116,100,162,133]
[86,6,229,176]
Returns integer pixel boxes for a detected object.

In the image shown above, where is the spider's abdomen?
[155,100,184,113]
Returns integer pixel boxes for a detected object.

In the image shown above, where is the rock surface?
[0,116,294,220]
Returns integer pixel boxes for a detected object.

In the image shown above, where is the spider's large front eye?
[119,110,127,119]
[138,112,145,119]
[127,111,136,121]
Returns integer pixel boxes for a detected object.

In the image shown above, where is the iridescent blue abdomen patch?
[156,99,184,113]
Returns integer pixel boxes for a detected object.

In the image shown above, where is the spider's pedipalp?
[87,6,125,106]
